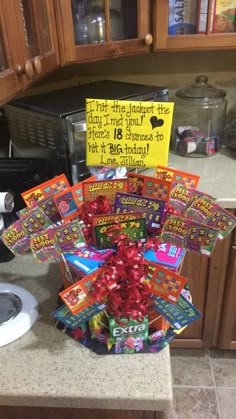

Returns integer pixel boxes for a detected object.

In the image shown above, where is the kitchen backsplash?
[16,50,236,109]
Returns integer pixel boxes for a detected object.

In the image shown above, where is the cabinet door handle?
[109,48,116,57]
[144,34,153,46]
[15,61,34,80]
[33,57,42,75]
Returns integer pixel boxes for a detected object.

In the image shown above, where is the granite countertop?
[145,148,236,208]
[168,148,236,208]
[0,254,173,411]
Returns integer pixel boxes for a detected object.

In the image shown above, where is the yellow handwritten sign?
[86,98,174,168]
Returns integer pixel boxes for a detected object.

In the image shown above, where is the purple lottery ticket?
[114,192,166,230]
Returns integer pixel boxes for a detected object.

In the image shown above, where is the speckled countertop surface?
[0,254,173,411]
[146,148,236,208]
[168,148,236,208]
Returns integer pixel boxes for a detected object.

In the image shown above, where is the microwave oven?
[5,80,168,185]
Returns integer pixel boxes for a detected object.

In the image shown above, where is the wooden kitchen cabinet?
[0,0,25,105]
[0,407,158,419]
[217,225,236,349]
[0,0,59,105]
[154,0,236,51]
[12,0,60,87]
[171,214,234,349]
[54,0,152,64]
[2,0,236,105]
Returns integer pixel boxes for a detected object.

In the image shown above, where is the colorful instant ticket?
[21,174,70,207]
[114,192,166,230]
[152,294,202,330]
[94,217,147,248]
[59,268,104,315]
[154,166,200,189]
[53,302,106,329]
[147,262,187,303]
[82,179,128,205]
[127,172,171,201]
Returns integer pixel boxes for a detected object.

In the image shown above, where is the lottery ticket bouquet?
[1,167,236,355]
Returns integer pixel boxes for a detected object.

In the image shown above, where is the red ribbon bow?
[92,240,152,321]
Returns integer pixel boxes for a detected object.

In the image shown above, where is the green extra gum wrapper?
[109,316,149,345]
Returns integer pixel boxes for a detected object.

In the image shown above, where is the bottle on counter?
[171,75,227,157]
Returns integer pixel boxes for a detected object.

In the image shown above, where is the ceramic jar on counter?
[171,75,227,157]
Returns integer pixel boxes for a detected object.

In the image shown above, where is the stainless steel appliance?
[5,80,168,184]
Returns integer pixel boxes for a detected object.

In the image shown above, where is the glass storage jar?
[171,75,227,157]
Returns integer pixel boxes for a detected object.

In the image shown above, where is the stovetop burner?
[0,292,22,325]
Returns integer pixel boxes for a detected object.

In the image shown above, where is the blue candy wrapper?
[144,243,186,272]
[64,246,114,276]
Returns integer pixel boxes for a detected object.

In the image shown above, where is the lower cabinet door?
[0,407,156,419]
[218,237,236,349]
[171,230,232,349]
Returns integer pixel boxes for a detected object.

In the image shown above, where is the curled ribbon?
[162,203,180,223]
[92,240,152,321]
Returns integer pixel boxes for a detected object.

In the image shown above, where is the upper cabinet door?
[0,0,25,105]
[13,0,60,85]
[154,0,236,50]
[55,0,152,64]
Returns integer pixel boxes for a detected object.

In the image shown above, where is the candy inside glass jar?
[171,75,227,157]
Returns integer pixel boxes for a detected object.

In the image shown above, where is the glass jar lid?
[176,75,226,100]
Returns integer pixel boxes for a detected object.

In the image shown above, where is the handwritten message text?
[86,99,174,167]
